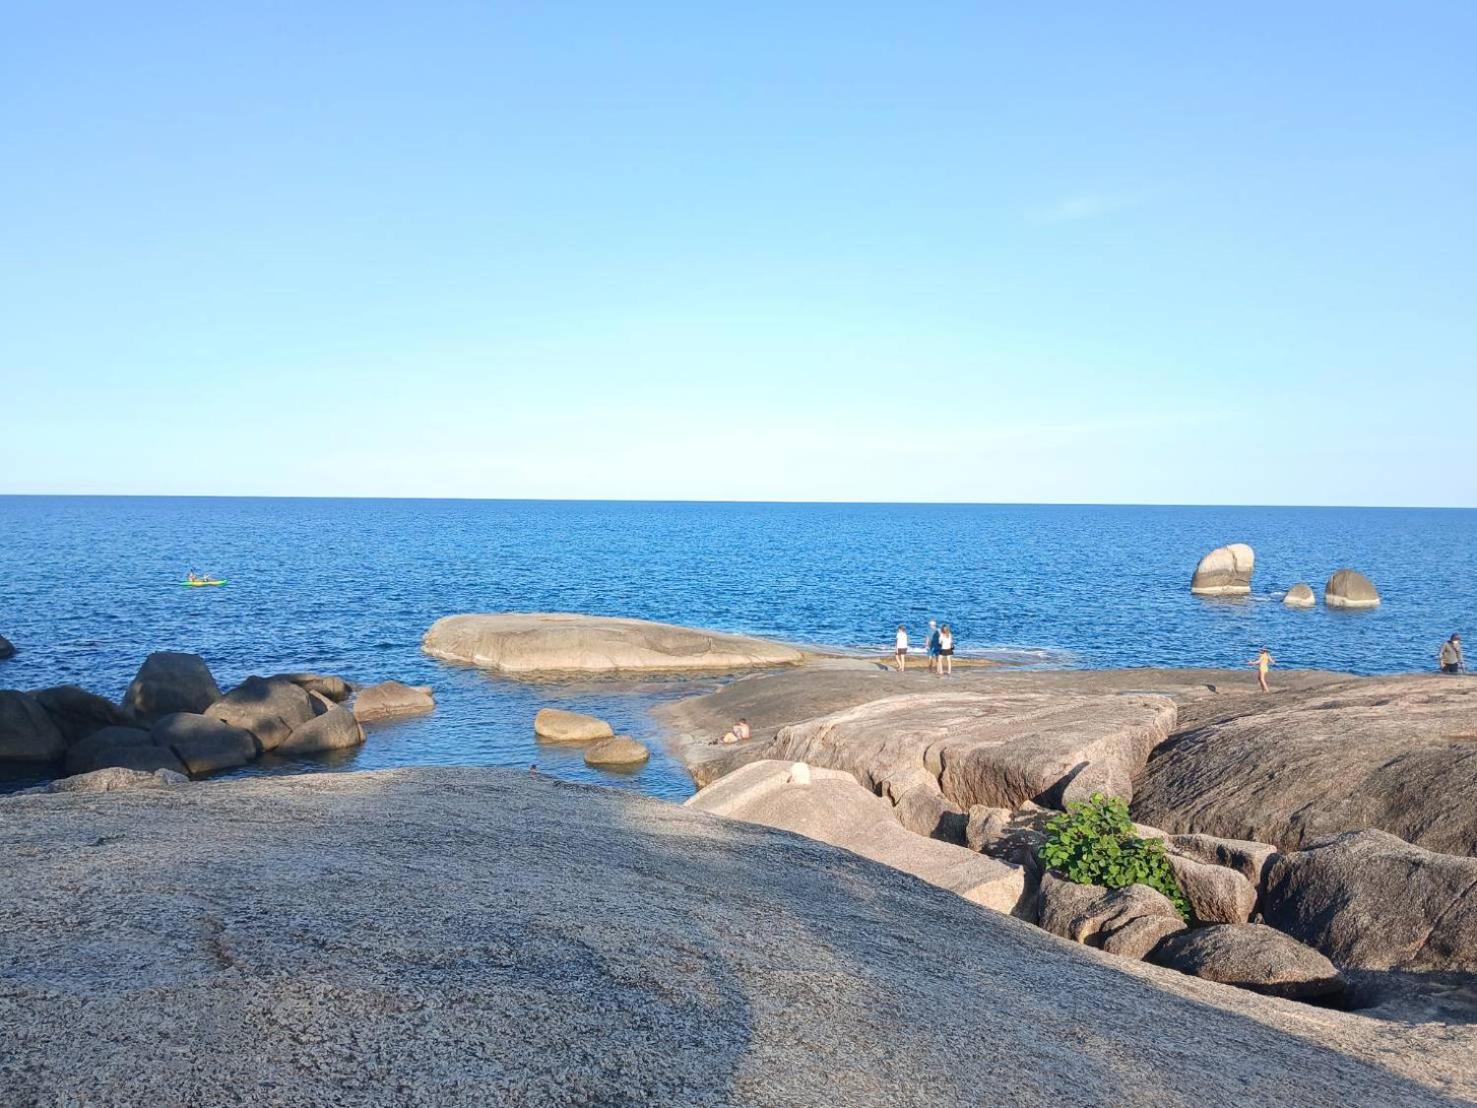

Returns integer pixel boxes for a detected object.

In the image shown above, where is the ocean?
[2,497,1473,797]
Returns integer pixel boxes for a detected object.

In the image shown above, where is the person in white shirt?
[894,624,909,672]
[938,624,954,676]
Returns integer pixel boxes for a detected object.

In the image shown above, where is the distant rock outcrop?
[1190,544,1255,596]
[423,612,804,675]
[1282,583,1316,608]
[122,652,222,723]
[1325,569,1381,609]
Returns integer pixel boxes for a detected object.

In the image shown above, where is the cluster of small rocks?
[0,651,435,785]
[1189,543,1381,608]
[533,707,651,768]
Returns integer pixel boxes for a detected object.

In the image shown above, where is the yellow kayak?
[181,579,227,587]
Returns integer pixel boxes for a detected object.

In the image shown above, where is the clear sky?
[2,3,1473,505]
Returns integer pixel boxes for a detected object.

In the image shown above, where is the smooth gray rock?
[0,690,66,762]
[274,673,354,703]
[1150,924,1347,1001]
[64,726,185,777]
[121,652,222,724]
[1037,874,1186,957]
[1190,543,1255,596]
[533,707,612,743]
[0,767,1471,1105]
[32,685,128,745]
[1325,568,1381,609]
[352,680,435,722]
[423,612,804,675]
[206,676,316,751]
[151,713,259,775]
[276,705,364,755]
[31,767,188,794]
[1166,851,1257,924]
[1133,676,1477,856]
[583,736,650,767]
[1262,830,1477,974]
[1283,583,1316,608]
[1167,833,1280,891]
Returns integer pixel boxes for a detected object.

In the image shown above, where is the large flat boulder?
[1262,830,1477,974]
[762,691,1177,818]
[31,686,127,745]
[686,760,1030,915]
[205,677,316,752]
[351,680,435,722]
[121,652,222,724]
[0,690,66,763]
[423,612,804,675]
[1133,676,1477,855]
[1,767,1471,1105]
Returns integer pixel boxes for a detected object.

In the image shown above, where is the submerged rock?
[1190,544,1255,596]
[1150,924,1346,1002]
[584,736,650,767]
[32,685,128,746]
[1325,568,1381,609]
[122,652,222,724]
[352,680,435,722]
[1282,583,1316,608]
[0,689,66,763]
[423,612,804,675]
[206,676,316,751]
[533,707,613,743]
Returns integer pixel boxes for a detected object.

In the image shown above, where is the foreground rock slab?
[0,767,1471,1106]
[423,612,804,675]
[1133,676,1477,855]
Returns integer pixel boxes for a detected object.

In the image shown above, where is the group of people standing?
[893,620,954,675]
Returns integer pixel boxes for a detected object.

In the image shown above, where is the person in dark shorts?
[894,624,909,672]
[925,621,940,673]
[938,623,954,676]
[1439,634,1464,674]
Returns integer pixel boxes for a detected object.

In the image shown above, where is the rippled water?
[2,497,1473,796]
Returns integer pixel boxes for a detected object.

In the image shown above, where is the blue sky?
[2,3,1473,504]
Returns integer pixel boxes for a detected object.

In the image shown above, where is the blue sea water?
[2,497,1473,798]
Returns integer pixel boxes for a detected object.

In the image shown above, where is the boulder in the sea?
[1165,851,1256,924]
[275,673,355,703]
[1282,583,1316,609]
[151,713,259,775]
[0,634,14,660]
[0,690,66,763]
[37,766,188,793]
[352,680,435,722]
[277,704,365,755]
[583,736,651,767]
[122,652,222,724]
[65,726,186,777]
[423,612,804,675]
[32,685,128,745]
[686,759,1030,916]
[1036,874,1186,958]
[1190,544,1255,596]
[533,707,614,743]
[1324,569,1380,609]
[1262,830,1477,973]
[1149,924,1346,1001]
[206,676,316,751]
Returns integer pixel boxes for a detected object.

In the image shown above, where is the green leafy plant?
[1038,793,1191,921]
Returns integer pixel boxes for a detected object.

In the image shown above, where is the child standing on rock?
[1249,647,1275,693]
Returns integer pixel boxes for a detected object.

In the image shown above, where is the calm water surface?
[2,498,1473,797]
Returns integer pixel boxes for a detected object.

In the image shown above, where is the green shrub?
[1038,793,1191,921]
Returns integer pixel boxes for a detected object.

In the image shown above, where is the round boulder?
[0,690,66,763]
[277,705,364,755]
[152,713,259,775]
[584,736,651,768]
[1282,583,1315,609]
[1325,569,1380,609]
[352,681,435,722]
[1149,923,1346,1001]
[122,652,222,724]
[33,685,128,745]
[64,726,186,777]
[534,708,613,744]
[206,677,316,751]
[1190,544,1255,596]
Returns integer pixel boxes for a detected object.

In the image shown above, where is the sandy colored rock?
[206,676,316,751]
[583,736,650,767]
[1283,582,1316,608]
[1133,676,1477,855]
[687,760,1030,916]
[533,707,614,743]
[0,690,66,763]
[1150,924,1347,1002]
[1037,874,1186,955]
[352,680,435,722]
[63,726,185,777]
[121,652,222,724]
[151,713,259,775]
[1168,833,1280,892]
[965,804,1051,872]
[31,685,127,745]
[0,767,1473,1105]
[277,704,365,755]
[1262,830,1477,974]
[1325,568,1381,609]
[1166,852,1256,924]
[1190,543,1255,596]
[423,612,804,675]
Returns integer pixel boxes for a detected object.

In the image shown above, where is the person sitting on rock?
[733,719,751,741]
[1249,647,1275,693]
[1440,634,1464,674]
